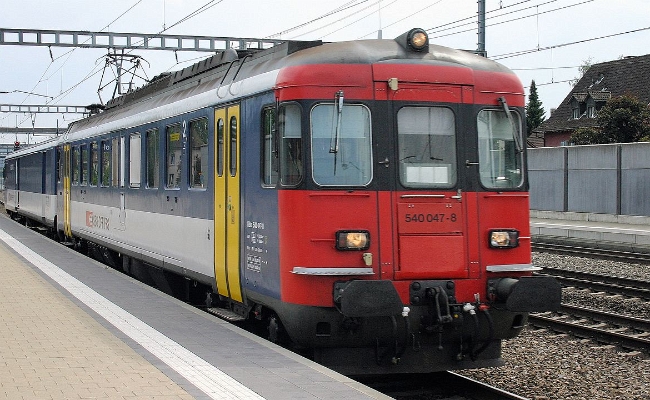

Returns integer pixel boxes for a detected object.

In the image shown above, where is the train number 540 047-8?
[404,213,457,223]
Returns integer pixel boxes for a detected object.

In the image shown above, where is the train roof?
[97,31,511,112]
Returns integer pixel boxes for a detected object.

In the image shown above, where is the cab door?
[214,105,243,302]
[381,83,469,281]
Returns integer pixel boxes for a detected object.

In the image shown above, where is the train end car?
[241,28,562,374]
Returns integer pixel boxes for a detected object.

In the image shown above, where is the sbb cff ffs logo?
[86,211,110,230]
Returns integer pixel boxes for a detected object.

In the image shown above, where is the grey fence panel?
[567,145,618,214]
[530,142,650,216]
[567,170,618,213]
[621,143,650,216]
[528,147,565,211]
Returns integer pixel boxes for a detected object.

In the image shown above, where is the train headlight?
[489,229,519,249]
[336,230,370,251]
[408,29,428,51]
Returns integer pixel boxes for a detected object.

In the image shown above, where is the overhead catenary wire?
[162,0,226,33]
[426,0,538,35]
[312,0,400,40]
[356,0,445,39]
[265,0,369,39]
[524,78,574,88]
[286,0,383,40]
[429,0,596,39]
[512,65,581,71]
[492,25,650,60]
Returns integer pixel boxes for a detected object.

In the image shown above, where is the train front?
[268,29,561,375]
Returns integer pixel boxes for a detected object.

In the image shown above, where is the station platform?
[530,210,650,251]
[0,214,390,400]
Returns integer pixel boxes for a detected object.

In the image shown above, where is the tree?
[570,127,608,145]
[596,94,650,143]
[569,57,594,87]
[570,94,650,144]
[525,80,545,136]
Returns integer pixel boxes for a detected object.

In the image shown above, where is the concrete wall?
[528,142,650,216]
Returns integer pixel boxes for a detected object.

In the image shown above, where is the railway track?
[529,305,650,353]
[532,241,650,264]
[529,256,650,353]
[537,266,650,300]
[357,371,528,400]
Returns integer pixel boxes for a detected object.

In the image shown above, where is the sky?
[1,0,650,143]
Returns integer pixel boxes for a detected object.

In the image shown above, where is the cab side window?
[262,106,278,186]
[279,104,302,186]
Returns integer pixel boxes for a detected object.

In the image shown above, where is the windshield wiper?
[498,96,523,153]
[330,90,344,154]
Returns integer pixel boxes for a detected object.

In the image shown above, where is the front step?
[206,307,246,322]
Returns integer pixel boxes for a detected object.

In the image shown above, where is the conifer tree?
[525,80,545,136]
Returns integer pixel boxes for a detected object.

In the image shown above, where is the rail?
[532,241,650,264]
[357,371,528,400]
[537,267,650,301]
[529,309,650,353]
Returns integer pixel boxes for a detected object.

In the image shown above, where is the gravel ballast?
[461,252,650,400]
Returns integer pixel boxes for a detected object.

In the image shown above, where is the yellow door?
[214,105,243,302]
[62,144,72,238]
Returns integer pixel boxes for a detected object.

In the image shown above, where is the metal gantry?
[0,28,284,52]
[0,104,89,116]
[0,127,61,136]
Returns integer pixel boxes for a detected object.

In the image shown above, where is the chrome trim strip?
[400,194,446,198]
[291,267,374,276]
[486,264,542,272]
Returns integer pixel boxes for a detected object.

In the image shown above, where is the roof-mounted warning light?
[395,28,429,53]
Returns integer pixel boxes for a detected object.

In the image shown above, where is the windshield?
[310,103,372,186]
[397,106,457,188]
[477,109,523,189]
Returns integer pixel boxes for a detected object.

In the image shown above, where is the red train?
[4,28,560,375]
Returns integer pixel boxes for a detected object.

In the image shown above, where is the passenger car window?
[101,140,111,187]
[129,133,141,188]
[166,123,183,189]
[146,128,160,189]
[90,142,99,186]
[189,118,208,188]
[72,146,80,185]
[81,145,89,185]
[111,137,121,187]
